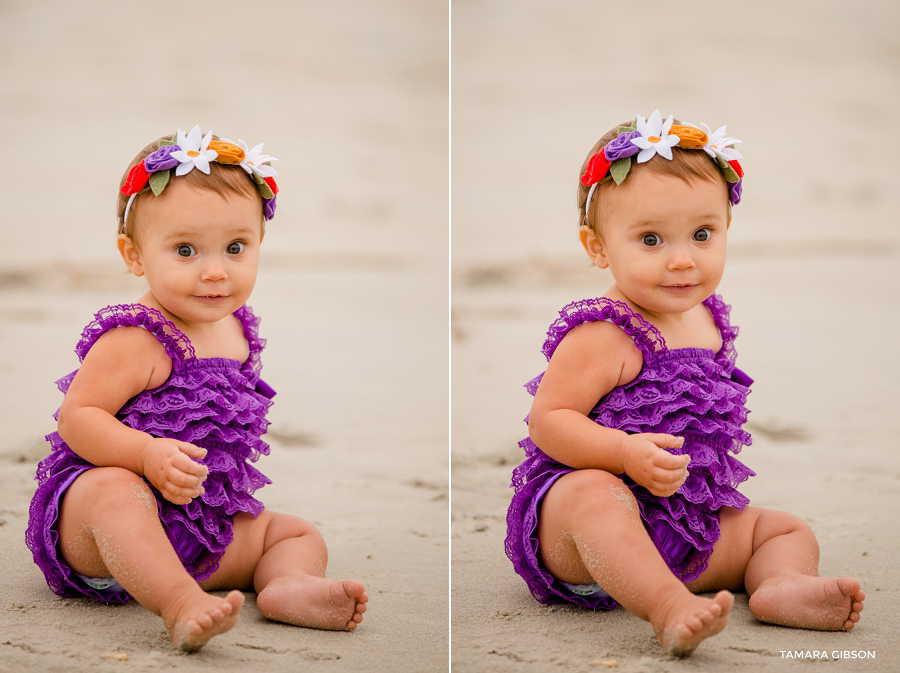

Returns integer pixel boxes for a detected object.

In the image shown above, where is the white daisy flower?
[696,123,743,162]
[630,110,681,163]
[221,138,279,178]
[171,125,218,176]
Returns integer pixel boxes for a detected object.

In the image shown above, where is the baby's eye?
[176,244,196,257]
[226,241,245,255]
[693,228,711,242]
[641,233,661,247]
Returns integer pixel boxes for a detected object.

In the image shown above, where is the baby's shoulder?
[561,319,637,347]
[553,320,644,386]
[84,326,173,390]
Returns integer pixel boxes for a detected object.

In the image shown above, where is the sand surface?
[451,1,900,671]
[4,1,900,671]
[0,1,447,671]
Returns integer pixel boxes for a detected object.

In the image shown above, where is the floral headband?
[582,110,743,222]
[121,125,279,224]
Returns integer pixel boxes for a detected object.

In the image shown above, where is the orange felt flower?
[670,125,708,150]
[208,140,245,165]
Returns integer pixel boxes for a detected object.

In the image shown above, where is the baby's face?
[586,169,730,317]
[126,180,264,326]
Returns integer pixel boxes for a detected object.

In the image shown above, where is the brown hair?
[116,134,263,243]
[577,119,730,233]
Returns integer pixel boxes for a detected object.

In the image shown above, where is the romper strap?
[542,297,667,361]
[701,294,739,365]
[74,304,195,364]
[232,305,266,376]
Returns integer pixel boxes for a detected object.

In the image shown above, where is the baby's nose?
[668,250,695,270]
[201,261,227,280]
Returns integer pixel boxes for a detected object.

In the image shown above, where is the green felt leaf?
[610,157,631,185]
[716,156,740,183]
[617,119,638,134]
[158,138,176,147]
[256,180,275,200]
[149,170,170,196]
[248,169,274,198]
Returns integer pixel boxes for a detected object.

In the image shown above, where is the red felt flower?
[728,159,744,179]
[581,149,611,186]
[263,176,279,195]
[121,161,150,195]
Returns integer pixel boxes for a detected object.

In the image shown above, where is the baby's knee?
[263,512,324,551]
[72,466,145,500]
[65,467,148,518]
[757,508,816,543]
[552,469,633,513]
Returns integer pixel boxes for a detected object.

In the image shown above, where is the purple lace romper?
[26,304,275,604]
[505,295,755,610]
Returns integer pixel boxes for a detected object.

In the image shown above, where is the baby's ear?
[117,234,145,277]
[579,226,610,269]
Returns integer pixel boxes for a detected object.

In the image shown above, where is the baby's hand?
[619,433,690,498]
[140,437,209,505]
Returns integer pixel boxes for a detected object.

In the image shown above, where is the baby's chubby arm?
[528,321,689,498]
[57,327,208,505]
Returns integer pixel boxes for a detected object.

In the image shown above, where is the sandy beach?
[0,1,447,671]
[451,1,900,671]
[4,0,900,670]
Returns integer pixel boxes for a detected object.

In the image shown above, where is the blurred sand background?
[452,1,900,671]
[0,1,447,671]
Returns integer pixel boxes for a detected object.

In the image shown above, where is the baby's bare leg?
[745,509,864,630]
[538,470,732,657]
[58,468,243,651]
[688,507,865,631]
[202,511,367,631]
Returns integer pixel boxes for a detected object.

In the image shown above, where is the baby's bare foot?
[652,590,733,657]
[749,575,864,631]
[164,590,244,652]
[257,575,368,631]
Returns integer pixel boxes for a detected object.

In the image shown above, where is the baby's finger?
[648,481,681,498]
[653,449,690,470]
[650,463,690,491]
[167,467,208,490]
[172,448,208,478]
[654,468,689,493]
[161,482,204,505]
[645,434,685,450]
[176,441,208,461]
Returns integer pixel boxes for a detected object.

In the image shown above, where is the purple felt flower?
[144,144,182,173]
[263,196,276,221]
[729,180,742,205]
[604,130,642,161]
